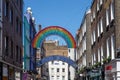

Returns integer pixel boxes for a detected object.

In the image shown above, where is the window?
[100,0,103,5]
[93,10,95,19]
[5,36,9,55]
[16,46,19,61]
[68,49,70,52]
[9,8,13,24]
[106,8,109,26]
[106,38,110,57]
[91,34,93,45]
[11,40,13,58]
[93,30,96,42]
[91,15,93,22]
[111,34,115,59]
[110,0,114,21]
[57,68,59,72]
[51,61,54,64]
[4,0,9,17]
[62,68,65,72]
[100,17,103,33]
[51,76,54,80]
[20,0,22,10]
[97,1,100,11]
[51,68,54,72]
[16,17,19,32]
[97,22,100,37]
[94,53,96,64]
[20,23,22,36]
[62,62,65,65]
[57,76,60,80]
[82,54,86,66]
[98,48,100,62]
[62,76,65,80]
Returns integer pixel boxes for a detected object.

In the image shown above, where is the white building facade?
[48,61,68,80]
[68,48,76,80]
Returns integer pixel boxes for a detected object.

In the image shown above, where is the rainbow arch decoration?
[32,26,76,48]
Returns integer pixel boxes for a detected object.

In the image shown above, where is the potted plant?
[107,56,111,63]
[103,58,107,64]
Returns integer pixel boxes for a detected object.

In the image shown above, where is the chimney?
[38,25,42,30]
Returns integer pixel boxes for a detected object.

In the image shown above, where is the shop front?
[88,67,104,80]
[2,64,8,80]
[8,67,14,80]
[105,59,120,80]
[15,70,21,80]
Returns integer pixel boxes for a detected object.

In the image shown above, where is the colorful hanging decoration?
[32,26,76,48]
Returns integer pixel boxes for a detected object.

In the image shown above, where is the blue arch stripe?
[36,55,77,68]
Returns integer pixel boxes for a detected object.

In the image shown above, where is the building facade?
[23,7,37,80]
[0,0,23,80]
[43,40,69,80]
[75,9,91,80]
[76,0,120,80]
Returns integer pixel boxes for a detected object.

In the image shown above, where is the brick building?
[76,0,120,80]
[0,0,23,80]
[41,40,69,80]
[75,9,91,79]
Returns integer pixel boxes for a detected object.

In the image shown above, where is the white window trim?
[91,15,93,22]
[98,48,100,62]
[110,0,114,21]
[106,38,110,57]
[106,8,109,26]
[111,34,115,59]
[93,11,95,19]
[91,34,93,45]
[100,0,103,5]
[82,54,86,66]
[97,22,100,37]
[97,1,100,11]
[93,30,96,42]
[100,17,103,33]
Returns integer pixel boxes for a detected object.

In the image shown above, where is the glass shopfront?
[2,64,8,80]
[9,67,14,80]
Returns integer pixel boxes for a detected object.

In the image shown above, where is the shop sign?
[105,62,116,74]
[15,72,20,80]
[22,73,31,80]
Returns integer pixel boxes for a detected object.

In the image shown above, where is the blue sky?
[24,0,92,45]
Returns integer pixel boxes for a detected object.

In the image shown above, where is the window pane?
[110,0,114,21]
[111,34,115,59]
[97,22,100,37]
[100,17,103,33]
[106,9,109,26]
[57,68,59,72]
